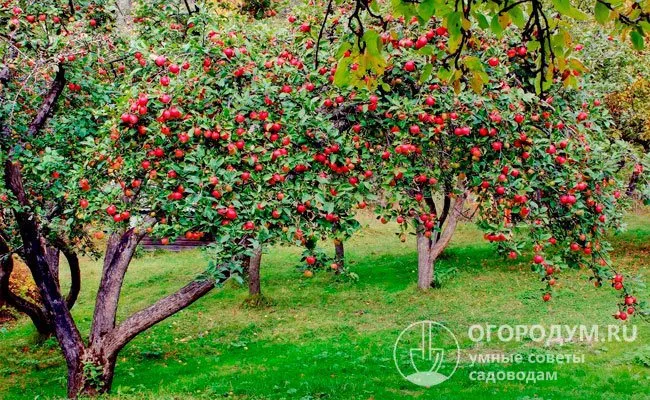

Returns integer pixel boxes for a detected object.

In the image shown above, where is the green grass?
[0,211,649,399]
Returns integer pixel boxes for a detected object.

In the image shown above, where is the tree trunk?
[67,350,116,397]
[89,229,144,344]
[247,247,262,296]
[416,230,435,290]
[334,239,344,273]
[0,237,52,336]
[45,246,60,283]
[0,236,81,337]
[416,191,467,290]
[115,0,133,31]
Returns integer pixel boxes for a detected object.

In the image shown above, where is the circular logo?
[393,321,460,387]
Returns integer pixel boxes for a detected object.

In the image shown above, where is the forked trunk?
[416,191,467,290]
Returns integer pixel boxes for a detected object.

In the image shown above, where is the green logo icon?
[393,321,460,387]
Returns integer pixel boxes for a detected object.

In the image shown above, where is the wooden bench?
[140,236,213,251]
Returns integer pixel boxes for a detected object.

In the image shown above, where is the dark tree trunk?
[334,239,344,273]
[45,246,60,283]
[4,161,87,397]
[62,249,81,309]
[0,236,52,336]
[0,235,81,337]
[416,192,467,290]
[247,247,263,296]
[67,349,116,397]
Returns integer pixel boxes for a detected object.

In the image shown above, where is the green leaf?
[335,42,352,59]
[416,44,435,56]
[631,30,645,50]
[475,12,490,29]
[362,30,383,57]
[469,72,484,93]
[437,67,453,82]
[490,13,504,37]
[508,5,526,28]
[527,41,541,52]
[333,56,352,86]
[446,11,463,52]
[464,56,484,72]
[418,0,436,22]
[369,0,380,13]
[594,1,610,24]
[552,0,589,20]
[419,63,433,84]
[391,0,418,21]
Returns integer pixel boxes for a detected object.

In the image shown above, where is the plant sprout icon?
[409,322,444,374]
[394,321,460,388]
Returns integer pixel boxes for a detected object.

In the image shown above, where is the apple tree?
[291,7,646,316]
[1,0,373,395]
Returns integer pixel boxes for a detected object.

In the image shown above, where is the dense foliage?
[0,0,648,397]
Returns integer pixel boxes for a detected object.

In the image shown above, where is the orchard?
[0,0,649,398]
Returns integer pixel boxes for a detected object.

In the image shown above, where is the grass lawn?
[0,210,649,399]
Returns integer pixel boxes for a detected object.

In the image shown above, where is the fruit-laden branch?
[0,51,78,315]
[101,273,229,357]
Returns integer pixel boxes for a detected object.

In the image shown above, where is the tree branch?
[89,227,148,345]
[102,273,229,357]
[435,191,452,242]
[0,235,51,335]
[314,0,334,69]
[62,248,81,309]
[430,191,468,259]
[3,160,85,365]
[27,65,66,137]
[626,171,640,196]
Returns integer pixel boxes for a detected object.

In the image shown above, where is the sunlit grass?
[0,210,648,399]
